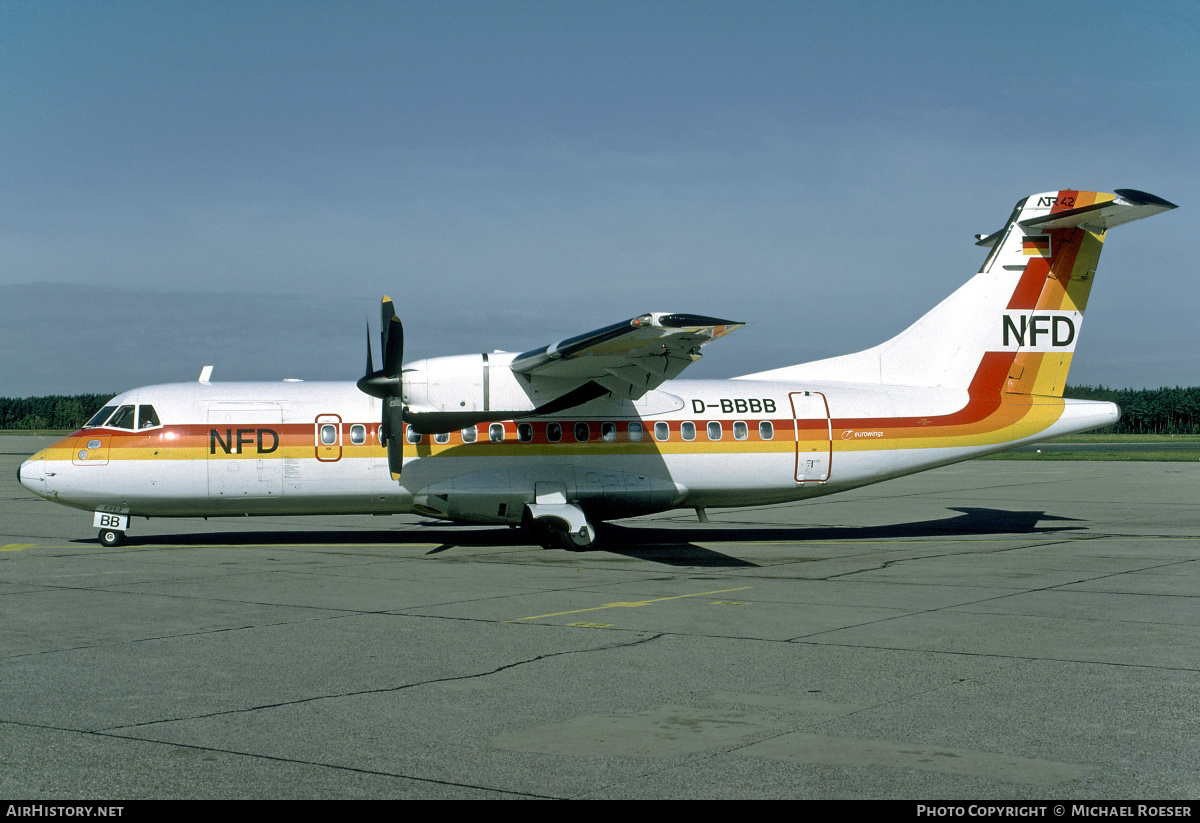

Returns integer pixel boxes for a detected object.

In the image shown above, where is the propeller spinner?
[356,297,406,478]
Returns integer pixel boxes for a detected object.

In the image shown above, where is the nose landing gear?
[98,528,126,547]
[93,512,130,548]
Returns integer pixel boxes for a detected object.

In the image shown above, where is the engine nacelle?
[402,354,502,414]
[411,465,687,525]
[401,351,626,435]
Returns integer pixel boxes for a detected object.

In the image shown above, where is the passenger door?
[790,391,832,483]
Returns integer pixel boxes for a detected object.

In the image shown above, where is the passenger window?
[681,421,696,441]
[461,426,477,444]
[138,405,161,429]
[320,424,338,445]
[489,423,505,442]
[546,423,562,443]
[601,422,617,442]
[574,422,590,442]
[517,423,533,443]
[759,421,774,440]
[707,421,722,440]
[654,421,669,441]
[86,406,116,428]
[350,424,366,445]
[628,422,643,442]
[434,432,450,444]
[406,425,422,445]
[108,405,136,430]
[733,421,748,440]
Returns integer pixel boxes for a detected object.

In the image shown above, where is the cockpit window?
[86,406,116,428]
[138,405,160,429]
[108,405,136,430]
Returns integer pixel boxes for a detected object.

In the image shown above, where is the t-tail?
[742,189,1177,400]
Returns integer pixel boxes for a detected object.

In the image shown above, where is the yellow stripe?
[505,586,752,623]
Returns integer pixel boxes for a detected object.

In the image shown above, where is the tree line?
[1,387,1198,434]
[0,394,115,431]
[1063,385,1200,435]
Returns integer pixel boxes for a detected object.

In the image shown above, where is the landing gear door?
[790,391,832,483]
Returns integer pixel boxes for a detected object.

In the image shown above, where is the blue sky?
[2,0,1197,396]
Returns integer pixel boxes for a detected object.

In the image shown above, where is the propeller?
[356,296,406,478]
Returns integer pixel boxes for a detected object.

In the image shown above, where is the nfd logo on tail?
[17,188,1177,549]
[1000,313,1078,350]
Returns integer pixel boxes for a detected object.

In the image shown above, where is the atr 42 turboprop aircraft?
[19,188,1176,549]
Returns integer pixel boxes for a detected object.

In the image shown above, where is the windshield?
[83,404,161,430]
[85,406,117,428]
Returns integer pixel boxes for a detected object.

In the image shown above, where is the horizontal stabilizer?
[1020,189,1177,232]
[977,189,1175,247]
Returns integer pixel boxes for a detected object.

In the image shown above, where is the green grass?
[982,433,1200,461]
[0,430,73,436]
[1044,433,1200,443]
[982,449,1199,461]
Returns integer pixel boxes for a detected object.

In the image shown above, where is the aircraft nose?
[18,457,46,497]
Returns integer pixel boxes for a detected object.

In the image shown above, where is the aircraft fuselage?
[19,374,1115,523]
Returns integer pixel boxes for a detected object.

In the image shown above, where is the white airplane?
[18,188,1176,549]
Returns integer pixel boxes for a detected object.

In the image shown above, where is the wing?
[510,312,743,400]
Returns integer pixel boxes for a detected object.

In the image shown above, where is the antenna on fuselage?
[198,366,213,384]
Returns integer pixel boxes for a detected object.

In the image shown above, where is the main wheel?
[98,529,125,547]
[534,524,597,551]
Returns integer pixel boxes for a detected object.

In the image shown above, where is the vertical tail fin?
[991,189,1175,396]
[740,189,1176,394]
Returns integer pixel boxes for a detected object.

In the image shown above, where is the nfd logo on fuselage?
[999,312,1080,351]
[209,428,279,455]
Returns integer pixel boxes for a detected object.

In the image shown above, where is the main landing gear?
[525,502,598,551]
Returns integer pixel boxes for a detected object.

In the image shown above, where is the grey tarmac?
[2,436,1197,799]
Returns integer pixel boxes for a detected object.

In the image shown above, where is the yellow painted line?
[144,542,448,550]
[506,586,752,623]
[568,622,613,628]
[0,544,37,552]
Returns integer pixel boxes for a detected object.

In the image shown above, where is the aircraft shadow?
[611,506,1084,543]
[82,506,1082,569]
[595,506,1082,565]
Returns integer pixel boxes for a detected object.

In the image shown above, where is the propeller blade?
[355,297,408,476]
[356,297,403,398]
[377,297,405,477]
[385,397,406,479]
[381,296,404,380]
[364,320,374,377]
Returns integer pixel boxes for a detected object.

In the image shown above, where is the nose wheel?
[98,529,126,547]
